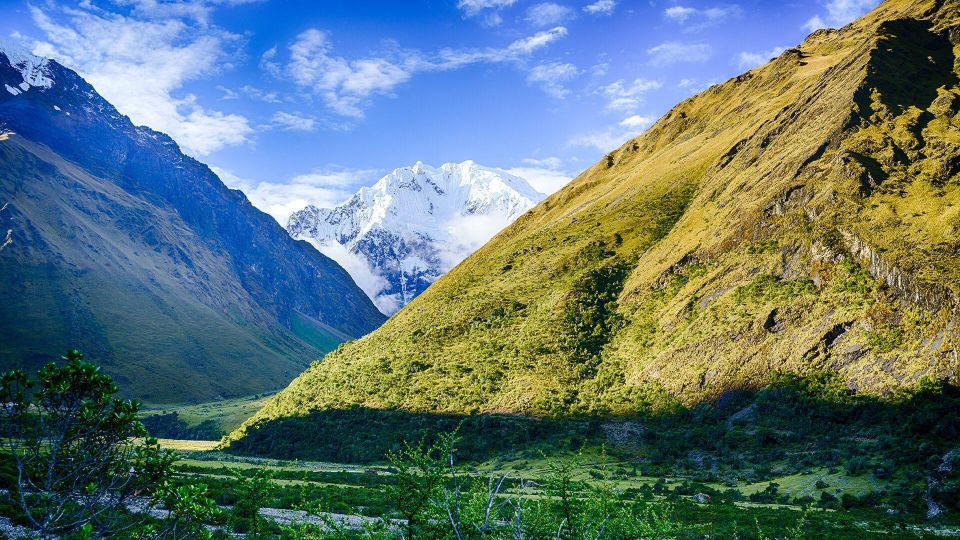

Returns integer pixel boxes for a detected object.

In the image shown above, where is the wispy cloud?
[239,84,282,103]
[569,115,654,152]
[618,114,653,129]
[106,0,266,27]
[27,2,252,156]
[600,78,661,113]
[274,28,411,118]
[504,156,573,194]
[527,62,579,98]
[664,4,742,31]
[268,111,318,131]
[267,26,569,118]
[803,0,879,31]
[734,46,787,69]
[525,3,575,27]
[677,77,716,94]
[583,0,616,16]
[215,165,380,225]
[457,0,520,26]
[308,239,395,314]
[646,42,712,67]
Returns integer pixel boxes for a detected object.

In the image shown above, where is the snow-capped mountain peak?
[288,161,545,314]
[0,40,54,92]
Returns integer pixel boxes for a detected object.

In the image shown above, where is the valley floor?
[157,441,960,539]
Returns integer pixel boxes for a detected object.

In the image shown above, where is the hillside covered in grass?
[228,0,960,451]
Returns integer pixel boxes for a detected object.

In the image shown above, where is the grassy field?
[142,392,276,436]
[162,446,959,539]
[157,439,221,452]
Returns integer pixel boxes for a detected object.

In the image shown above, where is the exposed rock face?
[0,42,386,402]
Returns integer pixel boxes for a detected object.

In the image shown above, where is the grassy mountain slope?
[228,0,960,449]
[0,135,316,402]
[0,50,386,402]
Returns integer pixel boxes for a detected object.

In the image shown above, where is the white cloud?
[803,0,878,31]
[457,0,519,26]
[497,27,568,56]
[521,156,565,169]
[28,3,252,156]
[269,111,318,131]
[664,6,696,22]
[527,62,579,98]
[108,0,265,27]
[438,214,514,270]
[664,4,741,31]
[569,115,654,152]
[504,156,574,194]
[239,84,282,103]
[457,0,519,16]
[677,77,716,94]
[619,114,653,129]
[272,26,568,118]
[734,46,787,69]
[583,0,616,15]
[600,78,661,113]
[646,42,712,67]
[215,165,378,225]
[283,29,411,118]
[217,85,238,100]
[525,3,575,27]
[307,238,397,314]
[590,62,609,77]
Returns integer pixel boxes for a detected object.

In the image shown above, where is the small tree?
[230,468,274,536]
[386,434,454,539]
[135,482,220,540]
[0,350,176,537]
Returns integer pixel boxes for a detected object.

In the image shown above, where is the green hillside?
[228,0,960,452]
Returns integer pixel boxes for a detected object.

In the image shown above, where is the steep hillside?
[0,43,386,402]
[228,0,960,452]
[288,161,543,313]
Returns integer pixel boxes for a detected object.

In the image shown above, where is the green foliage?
[141,412,224,440]
[733,274,816,305]
[563,258,631,379]
[0,350,177,537]
[385,433,455,539]
[865,325,905,353]
[231,468,275,536]
[829,259,876,296]
[227,407,602,463]
[133,482,221,540]
[0,352,220,538]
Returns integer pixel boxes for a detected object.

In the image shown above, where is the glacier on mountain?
[288,160,544,314]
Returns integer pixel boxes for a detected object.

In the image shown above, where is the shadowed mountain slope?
[0,44,386,402]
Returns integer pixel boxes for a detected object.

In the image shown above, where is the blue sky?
[0,0,878,224]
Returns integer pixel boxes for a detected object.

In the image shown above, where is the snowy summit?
[0,40,53,96]
[288,160,544,314]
